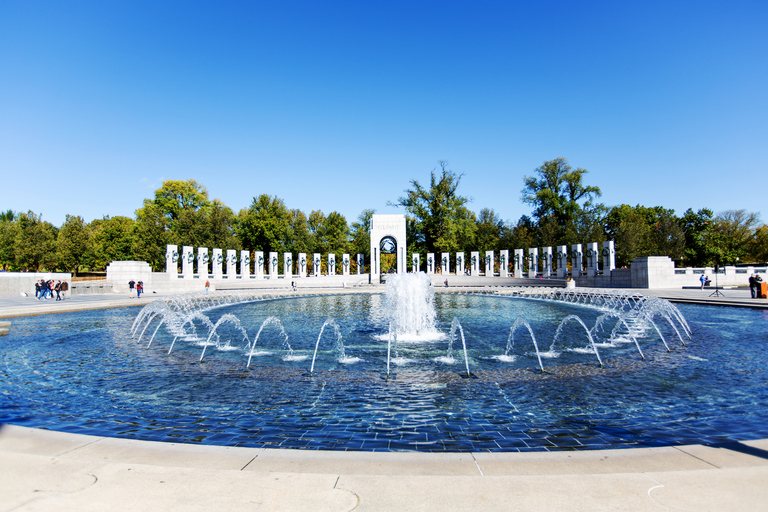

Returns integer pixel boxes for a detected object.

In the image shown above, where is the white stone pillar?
[197,247,208,277]
[412,253,420,273]
[528,248,538,278]
[313,253,321,277]
[284,253,293,278]
[602,241,616,271]
[586,242,599,277]
[298,253,307,277]
[556,245,568,278]
[455,253,464,275]
[240,250,250,278]
[426,253,435,274]
[441,253,450,274]
[542,247,553,278]
[342,254,350,276]
[166,245,179,274]
[571,244,583,276]
[225,249,236,278]
[356,254,363,274]
[513,249,524,277]
[212,248,223,277]
[500,250,509,277]
[269,252,278,279]
[470,251,480,275]
[485,251,494,277]
[182,246,194,277]
[254,252,264,278]
[328,254,336,276]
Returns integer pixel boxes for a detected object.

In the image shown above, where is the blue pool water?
[1,293,766,452]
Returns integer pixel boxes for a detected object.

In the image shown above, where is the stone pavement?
[1,287,767,511]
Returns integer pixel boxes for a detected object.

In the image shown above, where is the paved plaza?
[1,286,767,511]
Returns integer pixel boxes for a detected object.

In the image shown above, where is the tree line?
[1,159,766,274]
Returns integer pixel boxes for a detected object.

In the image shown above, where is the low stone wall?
[0,272,72,297]
[70,281,113,295]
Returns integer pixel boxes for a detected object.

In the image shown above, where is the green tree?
[350,209,375,269]
[90,216,136,270]
[392,161,475,254]
[135,179,213,248]
[288,209,312,254]
[236,194,292,255]
[14,211,58,271]
[522,157,602,244]
[749,224,768,264]
[0,211,18,270]
[709,210,761,265]
[133,202,170,271]
[475,208,503,251]
[57,215,92,273]
[605,205,652,267]
[680,208,715,267]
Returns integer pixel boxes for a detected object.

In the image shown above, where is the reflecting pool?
[1,292,767,452]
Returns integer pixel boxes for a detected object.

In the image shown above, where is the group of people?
[35,279,68,301]
[749,274,764,299]
[127,279,144,298]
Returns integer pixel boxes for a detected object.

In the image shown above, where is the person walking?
[128,279,135,298]
[54,280,62,301]
[60,280,68,300]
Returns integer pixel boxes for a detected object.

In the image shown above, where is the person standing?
[128,279,135,298]
[60,280,68,300]
[205,280,210,294]
[34,280,41,299]
[699,274,706,290]
[54,280,62,301]
[136,280,143,298]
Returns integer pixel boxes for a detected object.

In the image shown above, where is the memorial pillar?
[284,253,293,278]
[166,245,178,275]
[528,248,538,278]
[298,253,307,277]
[181,246,194,277]
[254,251,264,278]
[485,251,494,277]
[557,245,568,278]
[240,250,251,278]
[602,241,616,271]
[542,247,553,278]
[197,247,209,278]
[513,249,524,277]
[500,250,509,277]
[212,248,223,277]
[571,244,583,276]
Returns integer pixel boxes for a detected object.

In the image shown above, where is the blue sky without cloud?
[1,0,766,228]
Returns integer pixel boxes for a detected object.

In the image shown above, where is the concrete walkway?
[2,288,767,511]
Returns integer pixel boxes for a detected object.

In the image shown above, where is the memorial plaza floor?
[1,285,766,511]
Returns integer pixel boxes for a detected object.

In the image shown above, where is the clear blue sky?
[1,0,766,228]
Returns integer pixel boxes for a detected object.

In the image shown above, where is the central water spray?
[383,272,443,341]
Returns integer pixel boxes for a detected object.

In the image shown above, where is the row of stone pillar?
[414,241,615,278]
[164,245,365,279]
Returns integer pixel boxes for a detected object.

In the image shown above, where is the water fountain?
[2,276,766,453]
